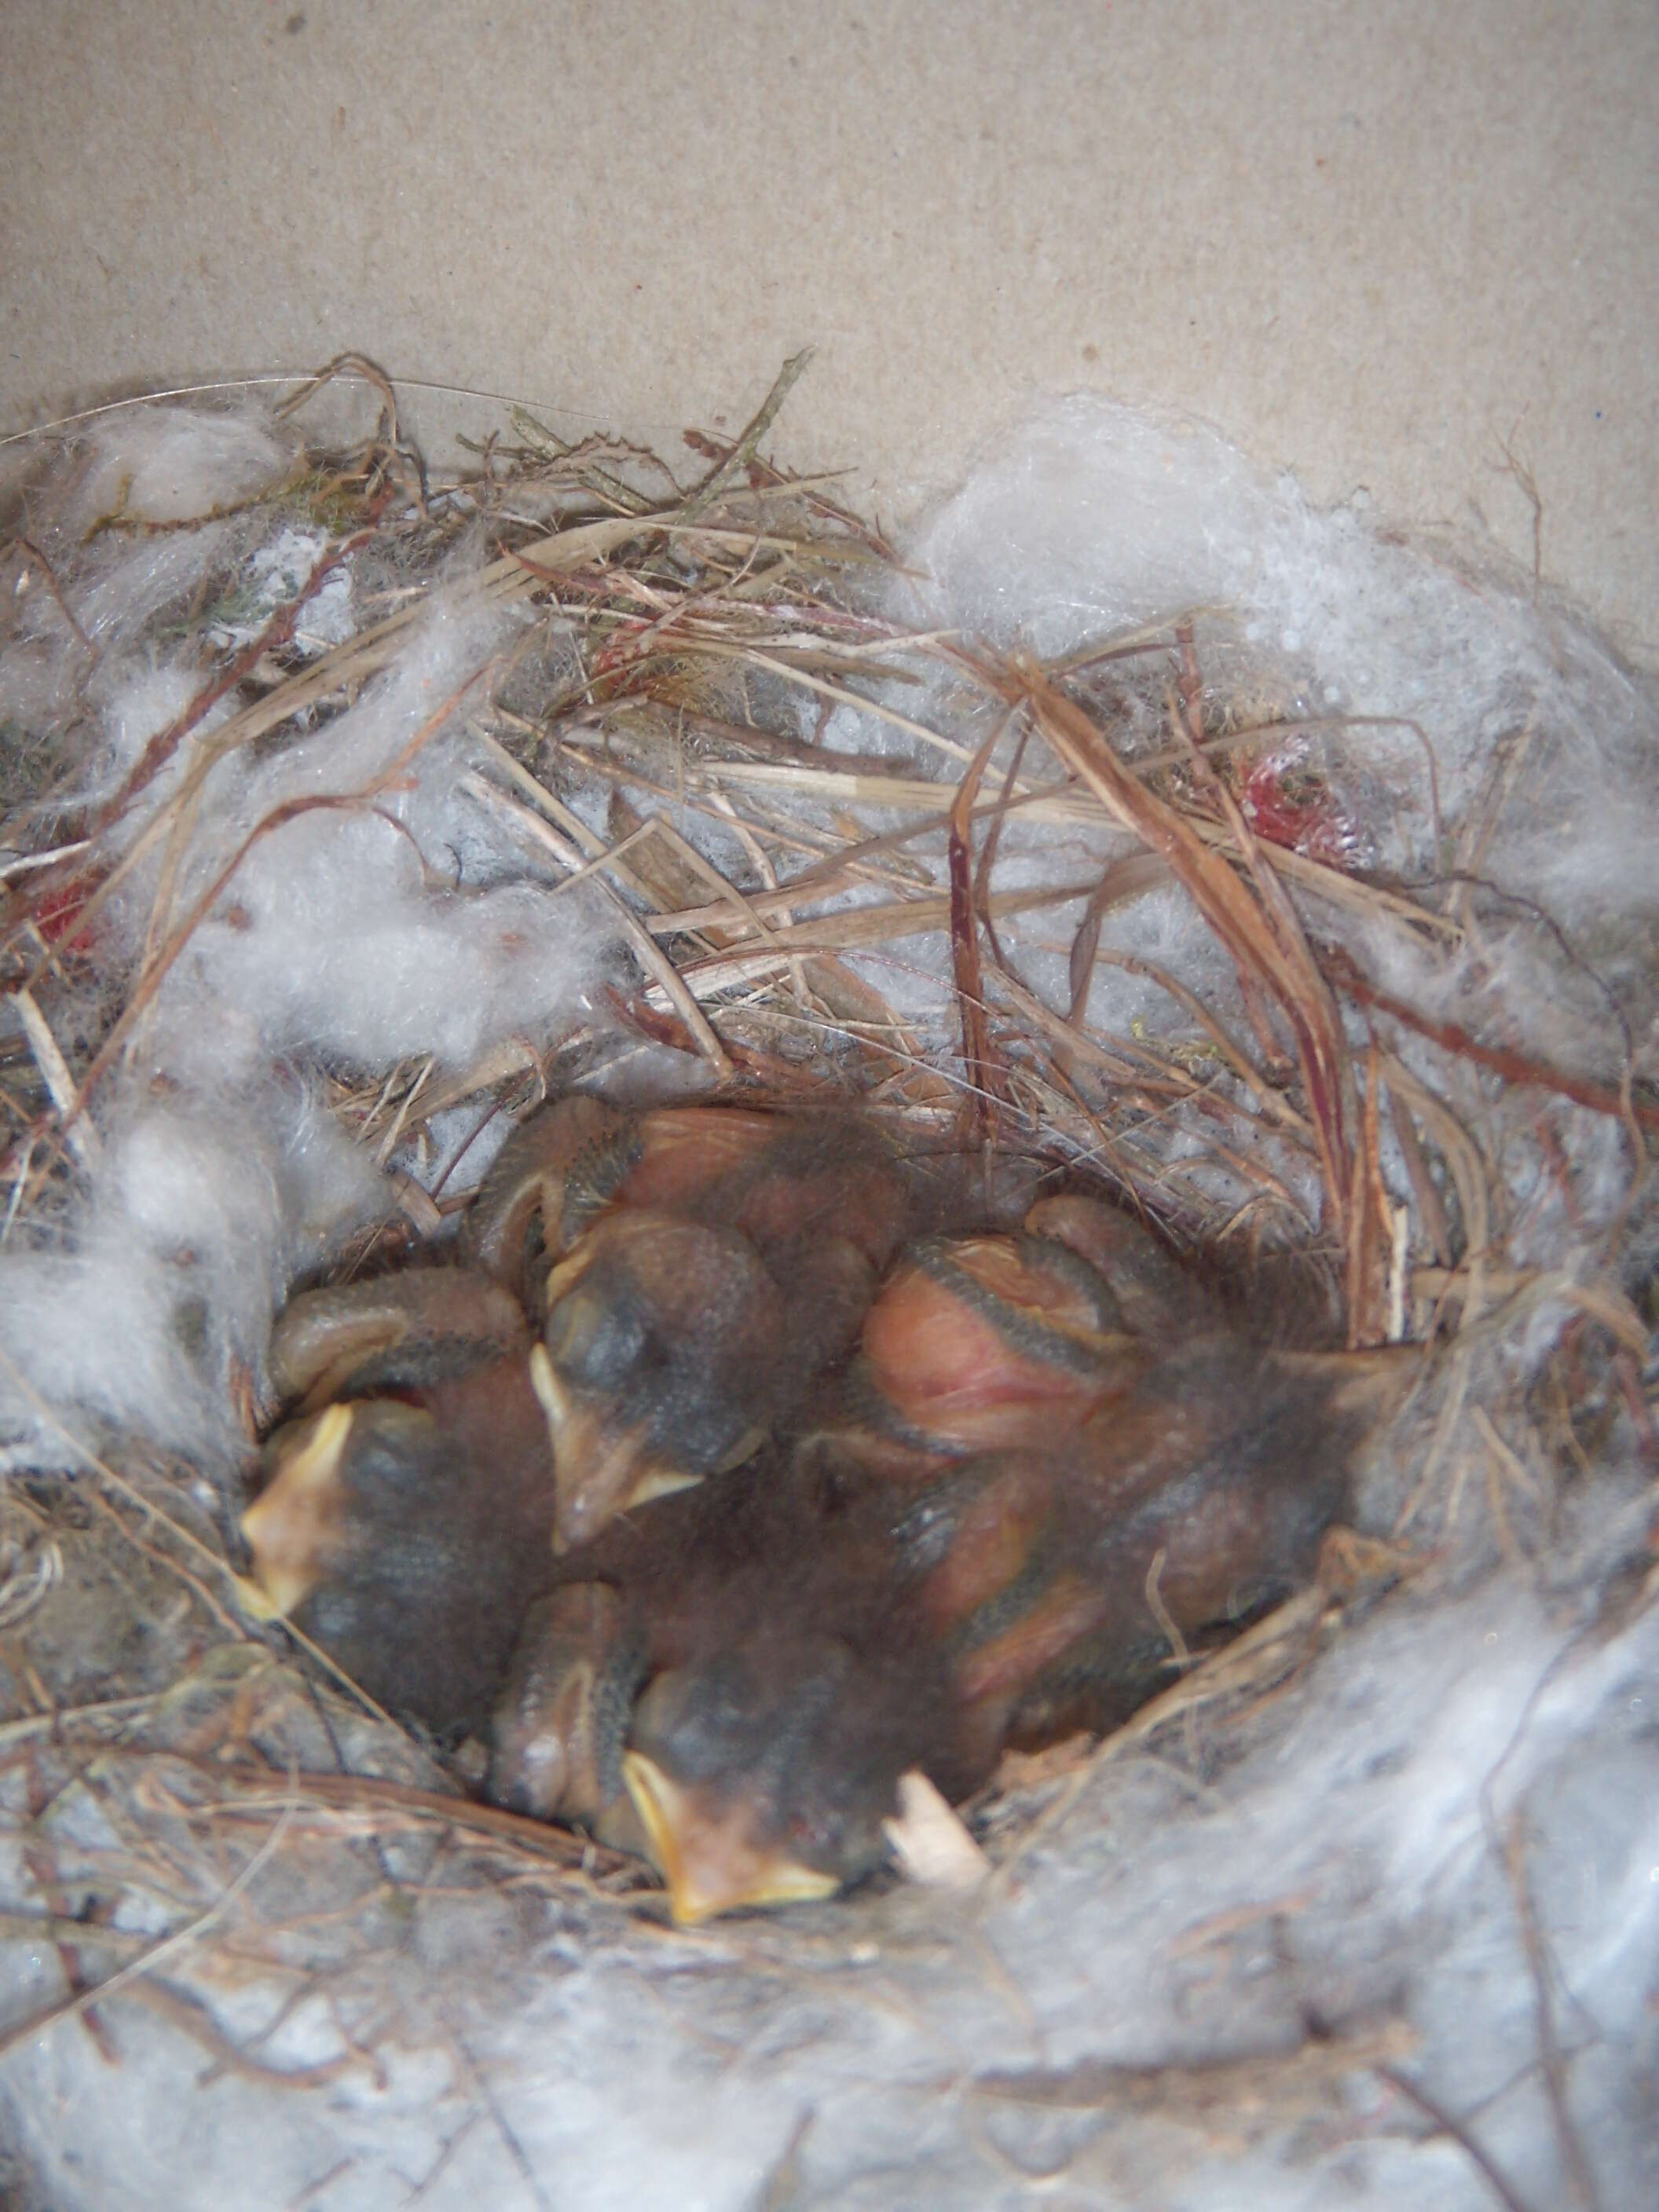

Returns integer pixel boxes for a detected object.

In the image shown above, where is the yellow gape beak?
[239,1401,356,1618]
[527,1342,573,1444]
[620,1752,840,1925]
[529,1345,703,1554]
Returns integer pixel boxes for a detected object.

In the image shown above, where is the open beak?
[620,1752,840,1924]
[240,1401,356,1617]
[529,1346,703,1551]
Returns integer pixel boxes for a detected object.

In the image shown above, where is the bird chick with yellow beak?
[239,1267,561,1730]
[471,1096,913,1547]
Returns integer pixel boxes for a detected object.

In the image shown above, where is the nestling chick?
[468,1097,913,1546]
[485,1444,936,1904]
[513,1324,1414,1921]
[907,1331,1410,1749]
[834,1195,1200,1463]
[241,1269,559,1730]
[262,1267,530,1419]
[621,1629,976,1923]
[251,1109,1415,1918]
[530,1209,789,1548]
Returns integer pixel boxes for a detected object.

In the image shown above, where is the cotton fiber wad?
[0,408,621,1473]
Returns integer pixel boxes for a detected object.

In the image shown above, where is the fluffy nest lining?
[0,356,1655,2210]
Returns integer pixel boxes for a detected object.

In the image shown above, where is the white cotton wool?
[3,1577,1650,2212]
[63,405,294,535]
[71,525,246,654]
[6,408,301,670]
[207,526,357,657]
[1,556,624,1472]
[911,397,1659,884]
[128,591,626,1082]
[2,393,1657,2212]
[884,398,1659,1262]
[0,1093,386,1470]
[0,642,76,751]
[170,844,608,1076]
[87,657,210,800]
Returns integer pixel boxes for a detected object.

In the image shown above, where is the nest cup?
[0,361,1656,2212]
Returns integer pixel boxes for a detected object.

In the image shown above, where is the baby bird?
[621,1629,972,1922]
[828,1193,1203,1467]
[466,1097,914,1547]
[240,1269,559,1731]
[531,1207,789,1544]
[486,1452,980,1920]
[904,1331,1405,1751]
[260,1267,530,1419]
[488,1301,1412,1921]
[240,1099,912,1723]
[244,1101,1415,1921]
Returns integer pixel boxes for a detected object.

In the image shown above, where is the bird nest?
[0,358,1655,2210]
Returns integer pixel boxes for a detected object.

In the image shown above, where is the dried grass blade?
[1172,624,1357,1234]
[679,349,814,521]
[998,652,1357,1240]
[10,987,99,1170]
[1345,1045,1393,1347]
[948,724,1010,1137]
[1328,949,1659,1135]
[1064,854,1177,1044]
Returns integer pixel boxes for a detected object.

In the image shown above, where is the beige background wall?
[5,0,1655,656]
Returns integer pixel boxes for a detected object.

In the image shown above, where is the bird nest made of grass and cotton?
[0,359,1654,2212]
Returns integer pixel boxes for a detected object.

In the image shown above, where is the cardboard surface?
[3,0,1656,655]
